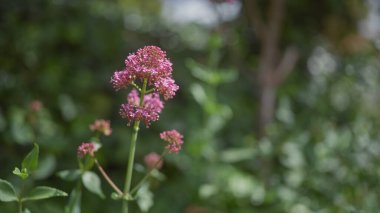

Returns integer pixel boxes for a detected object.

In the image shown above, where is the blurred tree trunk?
[244,0,298,138]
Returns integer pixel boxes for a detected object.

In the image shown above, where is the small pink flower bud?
[144,152,163,170]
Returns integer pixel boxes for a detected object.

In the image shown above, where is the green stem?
[145,88,155,94]
[18,201,22,213]
[122,78,148,213]
[18,180,25,213]
[130,150,167,196]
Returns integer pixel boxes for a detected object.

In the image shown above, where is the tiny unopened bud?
[144,152,163,170]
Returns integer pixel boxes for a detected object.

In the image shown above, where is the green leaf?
[0,179,18,202]
[23,208,31,213]
[220,148,256,163]
[34,155,57,180]
[13,167,29,179]
[81,171,105,199]
[136,183,153,212]
[65,187,81,213]
[22,186,67,201]
[22,143,39,172]
[57,170,81,182]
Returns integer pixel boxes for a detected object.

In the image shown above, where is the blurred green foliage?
[1,0,380,212]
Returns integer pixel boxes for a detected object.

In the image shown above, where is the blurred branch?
[265,0,285,51]
[274,46,299,85]
[243,0,266,40]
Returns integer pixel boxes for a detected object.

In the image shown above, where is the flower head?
[160,130,184,153]
[77,142,96,158]
[89,119,112,136]
[110,46,179,99]
[120,89,164,127]
[144,152,163,170]
[126,46,173,80]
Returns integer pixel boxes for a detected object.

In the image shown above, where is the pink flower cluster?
[89,119,112,136]
[160,130,184,154]
[120,89,164,127]
[144,152,163,170]
[77,142,96,158]
[111,46,179,100]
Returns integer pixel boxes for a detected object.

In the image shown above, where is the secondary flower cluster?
[77,142,96,158]
[111,46,179,100]
[160,130,184,154]
[90,119,112,136]
[120,89,164,126]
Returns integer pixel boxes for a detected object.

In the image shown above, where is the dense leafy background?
[1,0,380,212]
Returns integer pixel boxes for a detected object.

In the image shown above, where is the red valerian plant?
[75,46,183,213]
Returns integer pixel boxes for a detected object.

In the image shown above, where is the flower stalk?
[94,158,123,196]
[123,78,148,213]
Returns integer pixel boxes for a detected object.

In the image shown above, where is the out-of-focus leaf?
[0,179,18,202]
[22,186,67,201]
[58,94,77,121]
[57,170,82,182]
[276,97,295,125]
[23,208,31,213]
[227,172,255,198]
[34,155,56,180]
[199,184,217,199]
[136,183,153,212]
[190,83,207,105]
[186,59,213,83]
[10,108,34,144]
[22,143,39,172]
[65,187,81,213]
[220,147,255,163]
[150,170,166,181]
[81,171,105,199]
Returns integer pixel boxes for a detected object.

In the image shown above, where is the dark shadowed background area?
[1,0,380,212]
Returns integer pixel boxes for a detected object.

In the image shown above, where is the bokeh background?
[1,0,380,212]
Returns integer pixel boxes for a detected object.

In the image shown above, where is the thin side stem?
[145,88,155,94]
[18,180,25,213]
[131,82,141,92]
[130,150,167,195]
[122,78,148,213]
[94,158,123,196]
